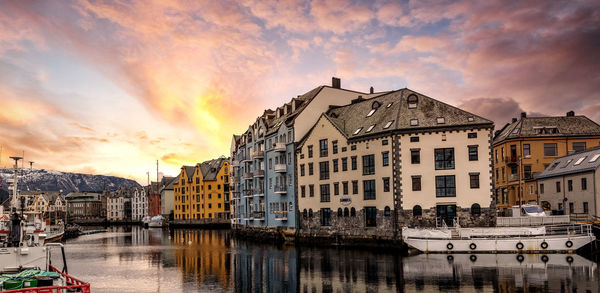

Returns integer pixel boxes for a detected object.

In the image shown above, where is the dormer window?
[410,119,418,126]
[534,127,559,134]
[353,128,363,135]
[562,159,573,168]
[387,102,393,108]
[467,117,474,122]
[436,117,445,124]
[372,101,381,109]
[366,124,375,133]
[367,109,376,117]
[590,154,600,162]
[383,120,394,129]
[407,94,418,109]
[574,156,587,166]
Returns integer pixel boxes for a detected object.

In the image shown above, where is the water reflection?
[58,227,599,293]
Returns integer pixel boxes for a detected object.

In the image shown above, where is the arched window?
[471,204,481,216]
[337,208,343,217]
[408,94,418,109]
[308,209,313,218]
[303,209,307,218]
[350,207,356,217]
[344,208,349,217]
[384,206,391,216]
[413,205,422,217]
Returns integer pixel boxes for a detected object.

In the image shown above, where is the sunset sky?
[0,0,598,184]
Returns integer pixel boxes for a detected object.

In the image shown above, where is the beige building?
[297,89,494,239]
[536,146,600,220]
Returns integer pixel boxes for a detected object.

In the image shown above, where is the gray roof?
[493,115,600,144]
[317,89,492,141]
[160,176,176,191]
[183,166,195,182]
[536,146,600,179]
[199,157,228,181]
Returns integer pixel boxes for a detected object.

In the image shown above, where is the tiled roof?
[161,176,176,191]
[535,146,600,179]
[199,157,228,181]
[493,115,600,144]
[264,86,324,136]
[183,166,195,182]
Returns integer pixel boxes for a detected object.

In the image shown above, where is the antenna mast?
[9,156,23,208]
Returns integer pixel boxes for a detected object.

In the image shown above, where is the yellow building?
[174,157,231,220]
[492,112,600,214]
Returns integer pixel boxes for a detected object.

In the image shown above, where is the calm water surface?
[52,226,600,293]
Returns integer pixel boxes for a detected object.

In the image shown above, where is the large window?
[333,159,339,172]
[468,146,478,161]
[351,156,357,170]
[308,163,314,176]
[321,208,331,226]
[382,152,389,166]
[524,165,532,179]
[411,149,420,164]
[469,173,480,189]
[352,181,358,194]
[319,139,328,157]
[365,207,377,227]
[412,176,421,191]
[582,178,587,190]
[342,158,348,171]
[544,143,557,157]
[342,181,348,195]
[436,175,456,197]
[383,177,390,192]
[434,148,455,170]
[319,161,330,180]
[362,155,375,175]
[523,144,531,157]
[572,142,586,152]
[363,180,376,200]
[308,145,313,158]
[320,184,330,202]
[300,164,305,176]
[332,141,338,154]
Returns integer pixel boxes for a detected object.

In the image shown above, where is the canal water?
[53,226,599,293]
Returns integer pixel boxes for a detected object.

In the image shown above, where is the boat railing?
[543,223,593,237]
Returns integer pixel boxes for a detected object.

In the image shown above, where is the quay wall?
[170,219,231,229]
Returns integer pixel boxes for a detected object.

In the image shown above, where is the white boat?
[148,215,166,228]
[44,220,64,243]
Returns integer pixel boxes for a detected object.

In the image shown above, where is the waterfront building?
[107,187,132,221]
[66,192,103,219]
[492,111,600,214]
[536,146,600,220]
[230,78,384,232]
[173,157,230,220]
[159,176,176,219]
[131,186,148,221]
[297,89,494,239]
[147,181,161,217]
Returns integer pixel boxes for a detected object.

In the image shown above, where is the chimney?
[332,77,341,89]
[566,110,575,117]
[512,118,517,123]
[369,86,374,94]
[521,112,527,118]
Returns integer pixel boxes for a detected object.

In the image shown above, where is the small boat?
[44,221,65,244]
[148,215,166,228]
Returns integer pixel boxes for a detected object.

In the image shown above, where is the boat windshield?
[523,206,543,213]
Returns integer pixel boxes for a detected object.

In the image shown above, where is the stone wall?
[297,209,395,240]
[398,205,496,228]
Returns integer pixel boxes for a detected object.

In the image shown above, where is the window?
[470,173,480,189]
[301,186,306,198]
[568,179,573,192]
[334,182,339,195]
[320,184,330,203]
[569,202,574,214]
[471,204,481,216]
[540,183,544,194]
[341,147,347,152]
[362,155,375,175]
[351,145,357,151]
[365,207,377,227]
[410,119,419,126]
[319,139,328,157]
[352,180,358,194]
[363,180,376,200]
[353,128,362,135]
[383,177,390,192]
[333,159,339,172]
[407,94,418,108]
[412,176,421,191]
[300,164,305,176]
[436,175,456,197]
[413,205,422,217]
[367,109,376,117]
[342,158,348,171]
[410,136,419,142]
[590,154,600,163]
[556,181,561,192]
[574,156,587,166]
[436,117,445,124]
[351,207,356,217]
[382,152,389,166]
[319,161,330,180]
[344,208,349,217]
[308,145,313,158]
[582,178,587,190]
[309,209,313,217]
[411,149,420,164]
[351,156,357,170]
[467,132,477,139]
[468,146,478,161]
[366,124,375,132]
[584,202,589,214]
[332,141,338,154]
[337,208,343,217]
[383,121,394,129]
[321,208,331,226]
[544,143,558,156]
[572,142,586,152]
[523,144,531,157]
[382,139,388,145]
[308,163,314,176]
[309,185,314,197]
[342,181,348,195]
[434,148,455,170]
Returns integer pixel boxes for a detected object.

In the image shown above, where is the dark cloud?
[458,97,546,128]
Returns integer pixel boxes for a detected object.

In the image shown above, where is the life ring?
[516,242,524,250]
[447,243,454,250]
[566,256,574,263]
[469,243,477,250]
[447,255,454,261]
[541,255,549,263]
[565,240,573,248]
[540,241,549,249]
[516,254,524,262]
[469,255,477,262]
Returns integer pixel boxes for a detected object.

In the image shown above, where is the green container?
[2,279,23,290]
[22,278,38,288]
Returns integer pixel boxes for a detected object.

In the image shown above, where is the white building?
[107,187,132,221]
[131,186,148,221]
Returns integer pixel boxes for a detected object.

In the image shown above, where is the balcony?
[504,156,518,166]
[252,151,264,159]
[253,187,265,197]
[274,185,287,194]
[231,160,240,167]
[240,156,251,163]
[243,189,253,198]
[253,169,265,178]
[253,211,265,220]
[242,172,253,180]
[232,177,240,184]
[274,164,287,173]
[231,191,240,199]
[275,212,288,221]
[274,142,286,152]
[509,174,519,182]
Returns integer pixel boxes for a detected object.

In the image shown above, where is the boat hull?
[404,234,596,253]
[0,246,47,272]
[44,231,64,244]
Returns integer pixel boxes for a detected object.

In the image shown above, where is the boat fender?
[516,255,524,262]
[516,242,524,250]
[469,255,477,262]
[469,243,477,250]
[565,240,573,248]
[541,255,549,263]
[566,256,574,263]
[446,243,453,250]
[540,241,549,249]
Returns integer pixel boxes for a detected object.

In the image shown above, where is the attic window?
[367,109,376,117]
[410,119,419,126]
[407,94,418,109]
[562,159,573,168]
[383,120,394,129]
[353,127,363,135]
[548,162,560,171]
[366,124,375,133]
[387,102,393,108]
[468,117,474,122]
[512,128,519,134]
[436,117,445,124]
[330,113,338,118]
[372,101,381,109]
[534,127,559,134]
[590,154,600,162]
[574,156,587,166]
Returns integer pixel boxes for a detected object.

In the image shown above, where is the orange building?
[492,111,600,214]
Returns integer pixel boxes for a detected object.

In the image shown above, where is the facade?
[66,192,102,218]
[536,146,600,220]
[107,187,132,221]
[148,181,161,217]
[492,112,600,214]
[230,78,383,231]
[173,157,230,220]
[297,89,494,239]
[131,186,148,221]
[160,176,176,219]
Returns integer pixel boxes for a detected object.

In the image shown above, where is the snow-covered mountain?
[0,168,140,194]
